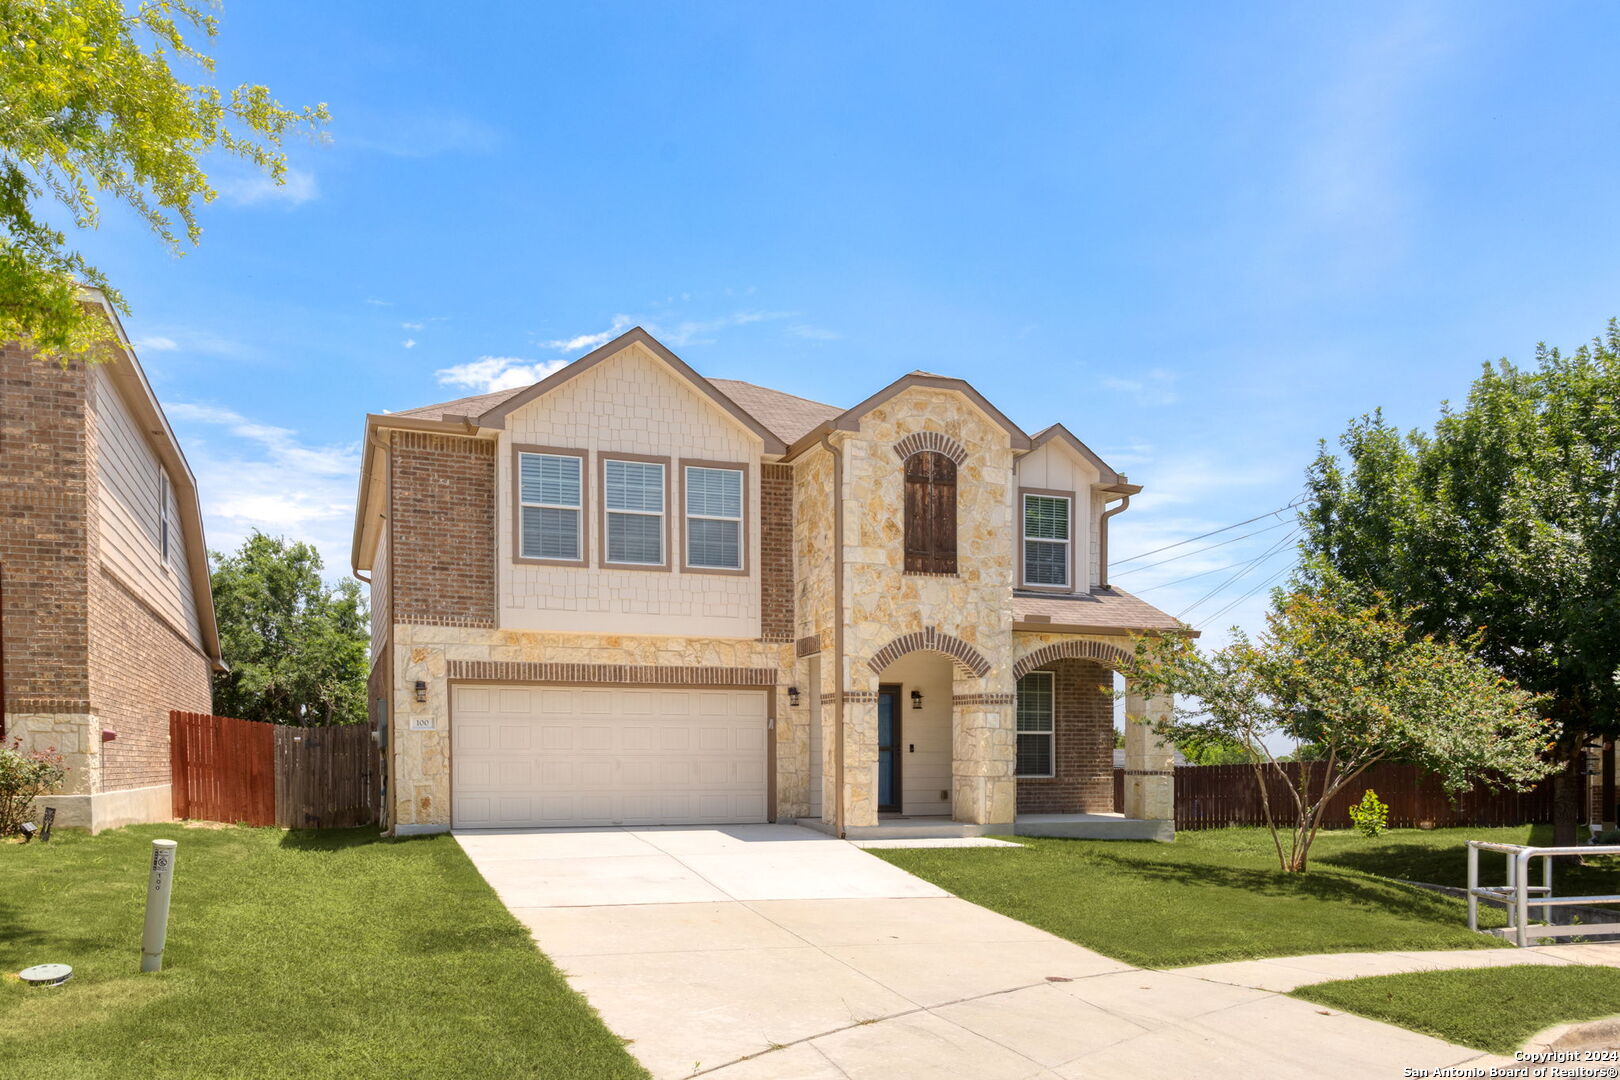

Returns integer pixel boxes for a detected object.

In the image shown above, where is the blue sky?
[81,1,1620,647]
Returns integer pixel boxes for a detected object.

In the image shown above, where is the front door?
[878,685,902,813]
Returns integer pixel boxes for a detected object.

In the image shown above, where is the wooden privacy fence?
[1167,761,1561,831]
[171,711,379,828]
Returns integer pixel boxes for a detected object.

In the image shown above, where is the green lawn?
[1293,965,1620,1054]
[871,827,1523,967]
[0,825,647,1080]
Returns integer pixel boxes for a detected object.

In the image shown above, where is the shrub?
[0,739,67,836]
[1348,789,1390,839]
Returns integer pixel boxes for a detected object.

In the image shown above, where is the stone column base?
[32,784,173,834]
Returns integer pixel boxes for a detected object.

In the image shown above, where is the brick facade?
[760,463,794,642]
[1016,658,1115,814]
[88,568,212,790]
[388,431,496,628]
[0,345,93,716]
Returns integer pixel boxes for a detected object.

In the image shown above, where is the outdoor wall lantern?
[787,687,801,707]
[414,680,428,704]
[910,689,923,710]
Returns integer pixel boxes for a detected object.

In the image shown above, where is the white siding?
[90,364,201,645]
[1014,441,1101,591]
[497,343,763,637]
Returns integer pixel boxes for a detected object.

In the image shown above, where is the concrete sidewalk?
[1178,942,1620,993]
[455,824,1542,1079]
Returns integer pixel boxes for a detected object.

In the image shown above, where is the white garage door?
[451,684,769,828]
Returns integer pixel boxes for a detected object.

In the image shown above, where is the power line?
[1176,529,1299,620]
[1198,564,1295,629]
[1132,544,1293,593]
[1112,517,1295,579]
[1111,496,1305,568]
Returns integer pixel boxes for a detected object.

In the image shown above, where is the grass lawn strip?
[1291,964,1620,1055]
[870,827,1527,968]
[0,824,648,1080]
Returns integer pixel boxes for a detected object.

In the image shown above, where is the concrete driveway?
[456,824,1491,1079]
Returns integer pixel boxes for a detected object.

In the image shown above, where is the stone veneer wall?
[389,431,496,628]
[389,624,796,830]
[1015,658,1114,814]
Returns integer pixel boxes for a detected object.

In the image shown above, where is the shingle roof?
[709,379,843,445]
[390,385,527,422]
[1011,588,1186,635]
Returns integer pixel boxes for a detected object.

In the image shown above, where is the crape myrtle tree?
[210,532,368,726]
[1300,324,1620,844]
[0,0,326,357]
[1127,584,1554,872]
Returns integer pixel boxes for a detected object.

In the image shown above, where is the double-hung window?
[684,465,744,571]
[1015,671,1056,778]
[1023,493,1071,588]
[604,458,666,566]
[518,451,584,561]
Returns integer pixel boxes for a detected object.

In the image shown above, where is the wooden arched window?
[903,451,957,573]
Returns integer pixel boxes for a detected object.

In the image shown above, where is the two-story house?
[1,292,223,831]
[352,327,1183,839]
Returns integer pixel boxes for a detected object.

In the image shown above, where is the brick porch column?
[1122,684,1175,822]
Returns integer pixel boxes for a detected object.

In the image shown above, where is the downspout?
[819,432,847,839]
[1098,494,1131,589]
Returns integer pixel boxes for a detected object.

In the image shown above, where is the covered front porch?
[798,622,1176,841]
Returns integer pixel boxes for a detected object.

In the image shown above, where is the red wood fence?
[1112,761,1563,829]
[171,711,378,828]
[171,711,276,826]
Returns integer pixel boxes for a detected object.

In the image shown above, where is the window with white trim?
[685,465,743,570]
[518,452,582,561]
[158,470,171,564]
[1015,671,1055,778]
[1023,494,1071,588]
[604,459,665,565]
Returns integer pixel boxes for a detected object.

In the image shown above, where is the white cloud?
[402,339,416,349]
[215,167,318,207]
[364,298,392,307]
[402,322,424,331]
[1102,369,1180,407]
[132,335,178,352]
[789,324,841,341]
[434,356,570,393]
[164,403,360,574]
[536,315,636,353]
[656,310,794,347]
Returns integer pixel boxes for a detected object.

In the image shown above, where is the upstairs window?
[685,465,744,571]
[604,458,666,566]
[518,451,583,561]
[1023,493,1071,588]
[903,451,957,574]
[158,470,171,564]
[1015,671,1056,777]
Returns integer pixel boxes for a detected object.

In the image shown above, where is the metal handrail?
[1467,840,1620,947]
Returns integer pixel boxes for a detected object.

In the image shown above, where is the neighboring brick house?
[1,293,223,831]
[352,327,1186,839]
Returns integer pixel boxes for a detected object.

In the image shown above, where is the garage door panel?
[452,685,769,828]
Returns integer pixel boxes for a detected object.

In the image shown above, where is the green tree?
[1127,584,1554,872]
[1302,324,1620,843]
[210,532,368,726]
[0,0,327,357]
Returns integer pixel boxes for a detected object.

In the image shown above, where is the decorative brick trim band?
[951,693,1016,706]
[391,430,495,455]
[868,625,992,678]
[447,660,776,687]
[404,615,498,630]
[819,690,879,704]
[1122,769,1174,777]
[1013,638,1133,678]
[795,635,822,657]
[8,699,92,714]
[892,430,967,466]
